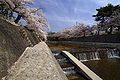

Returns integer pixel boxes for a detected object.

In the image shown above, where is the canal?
[47,41,120,80]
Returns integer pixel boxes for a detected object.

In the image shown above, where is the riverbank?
[48,32,120,43]
[47,41,120,49]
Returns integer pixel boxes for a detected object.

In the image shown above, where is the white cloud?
[36,0,58,7]
[74,8,92,14]
[46,14,93,26]
[35,0,120,32]
[91,0,120,6]
[48,15,77,23]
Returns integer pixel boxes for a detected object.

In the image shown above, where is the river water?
[47,42,120,80]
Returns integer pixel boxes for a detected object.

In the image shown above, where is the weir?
[52,46,120,80]
[53,50,103,80]
[71,48,120,61]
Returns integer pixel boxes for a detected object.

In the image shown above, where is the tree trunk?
[98,30,100,35]
[14,15,21,23]
[83,32,85,37]
[91,32,93,36]
[108,26,113,34]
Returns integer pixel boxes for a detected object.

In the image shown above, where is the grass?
[0,48,5,52]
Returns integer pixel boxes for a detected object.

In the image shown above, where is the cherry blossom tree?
[90,24,98,35]
[105,9,120,33]
[0,1,15,20]
[53,23,85,39]
[95,9,120,34]
[81,26,89,37]
[87,25,96,36]
[3,0,50,41]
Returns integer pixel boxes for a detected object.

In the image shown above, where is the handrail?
[62,51,103,80]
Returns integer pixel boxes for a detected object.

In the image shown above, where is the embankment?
[0,17,39,79]
[48,33,120,43]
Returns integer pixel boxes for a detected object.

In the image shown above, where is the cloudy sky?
[32,0,120,32]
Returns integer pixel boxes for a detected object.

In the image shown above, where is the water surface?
[83,58,120,80]
[47,42,120,80]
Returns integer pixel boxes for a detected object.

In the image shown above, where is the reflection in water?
[83,58,120,80]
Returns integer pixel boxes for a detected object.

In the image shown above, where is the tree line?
[1,1,120,40]
[49,4,120,38]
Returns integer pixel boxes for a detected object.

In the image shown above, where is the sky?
[31,0,120,32]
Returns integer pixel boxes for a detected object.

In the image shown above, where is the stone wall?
[2,42,67,80]
[73,33,120,43]
[0,17,39,79]
[48,33,120,43]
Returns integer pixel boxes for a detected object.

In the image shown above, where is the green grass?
[0,48,5,52]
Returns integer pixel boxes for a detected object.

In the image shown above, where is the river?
[47,41,120,80]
